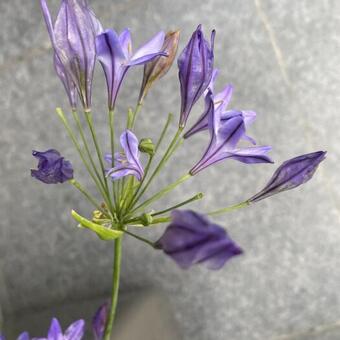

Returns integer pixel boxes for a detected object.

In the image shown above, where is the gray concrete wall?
[1,0,340,339]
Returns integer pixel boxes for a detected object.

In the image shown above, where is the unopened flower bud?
[139,30,180,102]
[139,138,155,156]
[141,213,153,226]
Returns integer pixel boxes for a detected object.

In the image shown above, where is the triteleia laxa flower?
[184,71,257,141]
[44,318,85,340]
[190,90,273,175]
[31,149,74,184]
[40,0,103,110]
[249,151,327,202]
[178,25,215,128]
[139,30,180,102]
[105,130,144,181]
[96,29,166,110]
[92,302,109,340]
[155,210,243,270]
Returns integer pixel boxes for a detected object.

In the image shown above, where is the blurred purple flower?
[190,90,273,175]
[178,25,215,128]
[155,210,243,270]
[249,151,326,202]
[96,29,166,110]
[44,318,85,340]
[40,0,103,109]
[106,130,144,181]
[0,332,29,340]
[31,149,74,184]
[92,302,109,340]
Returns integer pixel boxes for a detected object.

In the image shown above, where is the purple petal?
[31,149,74,184]
[64,319,85,340]
[40,0,55,43]
[47,318,63,340]
[156,210,243,269]
[249,151,326,202]
[178,25,215,127]
[92,302,109,340]
[96,29,128,109]
[107,165,142,181]
[119,28,133,59]
[17,332,30,340]
[223,146,273,164]
[120,130,144,177]
[214,84,233,112]
[129,31,166,65]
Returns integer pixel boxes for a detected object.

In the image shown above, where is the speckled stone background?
[0,0,340,339]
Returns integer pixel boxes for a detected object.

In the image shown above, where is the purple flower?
[92,302,109,340]
[155,210,243,270]
[0,332,29,340]
[48,318,85,340]
[178,25,215,128]
[106,130,144,181]
[31,149,74,184]
[184,73,257,141]
[190,90,273,175]
[40,0,103,109]
[96,29,166,110]
[249,151,326,202]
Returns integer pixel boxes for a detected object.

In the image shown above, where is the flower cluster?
[28,0,327,338]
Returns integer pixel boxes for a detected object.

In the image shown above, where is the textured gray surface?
[0,0,340,339]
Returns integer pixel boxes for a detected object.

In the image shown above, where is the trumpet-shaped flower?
[31,149,74,184]
[106,130,144,181]
[249,151,327,202]
[190,91,273,175]
[40,0,103,109]
[96,29,166,110]
[178,25,215,128]
[184,78,257,142]
[155,210,243,269]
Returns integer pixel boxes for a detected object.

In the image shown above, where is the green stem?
[55,108,111,205]
[152,193,204,216]
[71,110,106,189]
[124,229,155,247]
[125,113,173,213]
[131,173,192,214]
[84,110,113,211]
[130,102,143,129]
[130,127,183,209]
[69,179,104,213]
[104,237,123,340]
[207,201,250,216]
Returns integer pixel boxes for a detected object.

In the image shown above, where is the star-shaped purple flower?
[31,149,74,184]
[96,29,166,110]
[106,130,144,181]
[190,90,273,175]
[155,210,243,270]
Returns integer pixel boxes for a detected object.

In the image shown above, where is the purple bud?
[155,210,243,270]
[31,149,74,184]
[249,151,327,202]
[92,302,109,340]
[40,0,103,110]
[178,25,215,128]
